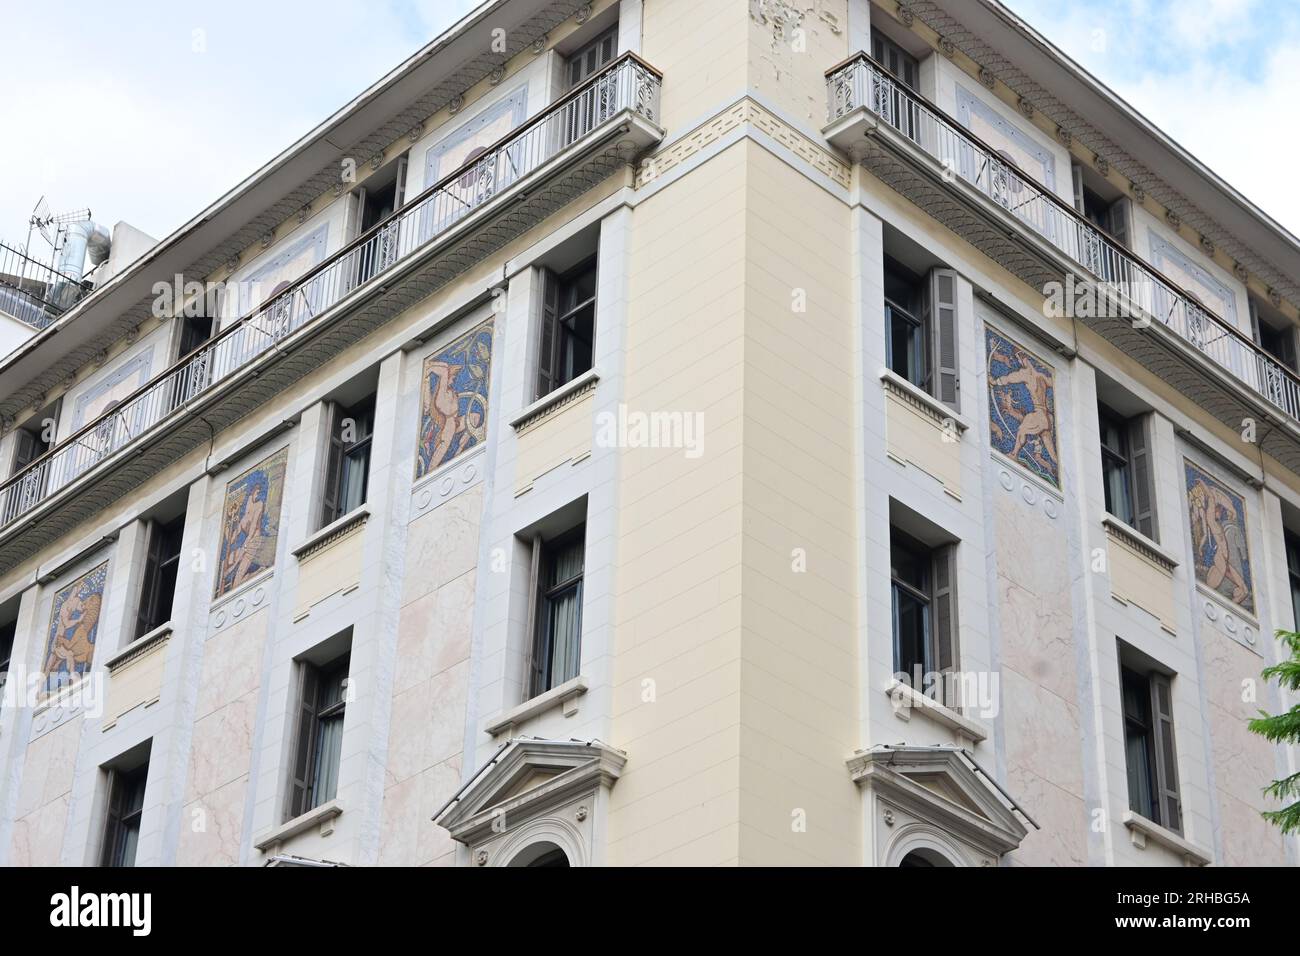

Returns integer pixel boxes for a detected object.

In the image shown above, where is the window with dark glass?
[1121,660,1181,833]
[537,258,597,399]
[101,762,148,867]
[528,527,585,697]
[883,258,960,411]
[1285,531,1300,631]
[321,394,375,527]
[0,618,14,692]
[890,529,957,703]
[135,513,185,639]
[1098,405,1157,540]
[287,653,350,820]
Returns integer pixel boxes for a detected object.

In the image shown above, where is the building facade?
[0,0,1297,867]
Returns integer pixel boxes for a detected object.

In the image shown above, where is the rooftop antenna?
[26,198,91,273]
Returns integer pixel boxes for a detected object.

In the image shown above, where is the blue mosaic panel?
[1185,459,1255,614]
[416,319,493,479]
[986,326,1061,487]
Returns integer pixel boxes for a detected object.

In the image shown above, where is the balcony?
[0,53,663,572]
[0,243,86,331]
[824,52,1300,473]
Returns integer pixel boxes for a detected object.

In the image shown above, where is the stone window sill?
[254,799,343,853]
[1122,811,1212,866]
[291,506,370,561]
[485,675,589,737]
[885,678,988,742]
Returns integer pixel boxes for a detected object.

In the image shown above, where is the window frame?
[320,395,376,528]
[135,513,186,639]
[286,653,351,821]
[565,25,618,89]
[871,27,920,91]
[0,618,14,692]
[527,526,586,699]
[100,762,149,868]
[536,257,598,400]
[1120,661,1182,834]
[889,528,958,705]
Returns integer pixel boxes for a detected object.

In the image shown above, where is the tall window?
[871,27,919,90]
[883,258,960,411]
[566,26,617,89]
[529,527,585,697]
[890,529,957,703]
[101,762,149,867]
[287,653,350,819]
[1121,659,1181,833]
[321,395,375,527]
[536,259,597,399]
[1285,531,1300,630]
[0,618,14,692]
[135,513,185,638]
[1098,406,1157,540]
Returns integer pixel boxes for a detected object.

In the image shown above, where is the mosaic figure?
[215,447,288,598]
[986,326,1061,487]
[42,562,108,696]
[1185,460,1254,614]
[416,319,493,479]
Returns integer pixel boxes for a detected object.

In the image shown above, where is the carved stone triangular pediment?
[433,738,627,847]
[847,745,1030,859]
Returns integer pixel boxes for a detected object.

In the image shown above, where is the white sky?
[0,0,1295,256]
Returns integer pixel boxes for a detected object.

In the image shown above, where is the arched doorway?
[507,841,571,867]
[898,847,956,867]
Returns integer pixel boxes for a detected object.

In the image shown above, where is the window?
[1098,406,1157,540]
[536,258,597,399]
[101,762,148,867]
[5,407,56,518]
[883,258,960,411]
[1251,299,1298,373]
[1121,657,1181,833]
[1285,531,1300,630]
[528,527,585,697]
[135,513,185,638]
[287,653,350,820]
[320,394,375,527]
[890,529,957,702]
[871,27,919,90]
[0,618,14,692]
[177,314,215,359]
[566,26,617,89]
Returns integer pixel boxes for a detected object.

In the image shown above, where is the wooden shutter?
[931,544,958,705]
[523,535,544,697]
[11,428,38,472]
[928,268,961,412]
[319,403,344,528]
[135,520,165,638]
[287,664,321,820]
[1107,198,1130,248]
[1150,673,1182,832]
[1127,415,1158,541]
[536,270,560,399]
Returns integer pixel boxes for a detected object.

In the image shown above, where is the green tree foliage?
[1249,630,1300,834]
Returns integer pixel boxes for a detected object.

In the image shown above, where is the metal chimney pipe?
[51,220,111,309]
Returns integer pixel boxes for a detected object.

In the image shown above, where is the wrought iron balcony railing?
[827,52,1300,427]
[0,242,84,330]
[0,52,662,528]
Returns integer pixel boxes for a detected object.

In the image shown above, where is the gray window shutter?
[1106,197,1130,248]
[1127,415,1158,542]
[288,664,321,820]
[524,535,544,698]
[1071,163,1085,214]
[928,268,960,412]
[536,270,560,399]
[931,544,958,704]
[1150,673,1181,833]
[319,403,344,529]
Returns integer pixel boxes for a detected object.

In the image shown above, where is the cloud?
[1004,0,1300,236]
[0,0,479,252]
